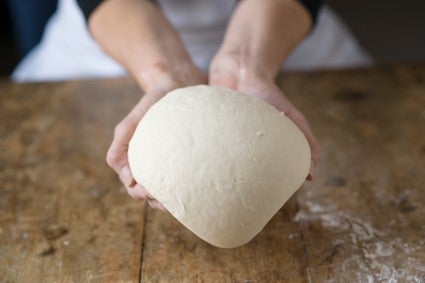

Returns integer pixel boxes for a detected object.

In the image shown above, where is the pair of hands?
[106,57,320,211]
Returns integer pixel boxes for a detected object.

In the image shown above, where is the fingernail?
[120,166,135,187]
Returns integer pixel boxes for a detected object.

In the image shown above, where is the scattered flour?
[294,192,425,282]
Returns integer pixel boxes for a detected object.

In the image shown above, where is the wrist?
[212,0,311,83]
[210,52,275,88]
[134,60,206,93]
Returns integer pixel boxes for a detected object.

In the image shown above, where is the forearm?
[214,0,311,80]
[88,0,200,91]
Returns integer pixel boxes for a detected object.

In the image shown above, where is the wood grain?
[141,199,307,282]
[283,65,425,282]
[0,80,146,282]
[141,65,425,282]
[1,65,425,282]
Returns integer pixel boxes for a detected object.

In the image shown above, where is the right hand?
[106,67,206,211]
[209,56,320,180]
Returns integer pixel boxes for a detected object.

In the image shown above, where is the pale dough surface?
[128,85,311,248]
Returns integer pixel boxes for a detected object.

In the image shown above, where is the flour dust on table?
[295,187,425,282]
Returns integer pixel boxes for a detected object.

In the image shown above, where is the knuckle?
[106,148,121,168]
[114,122,127,138]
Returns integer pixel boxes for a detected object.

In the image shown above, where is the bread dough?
[128,85,311,248]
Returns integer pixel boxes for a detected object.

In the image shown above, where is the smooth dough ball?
[128,85,311,248]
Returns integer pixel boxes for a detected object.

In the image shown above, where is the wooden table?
[1,65,425,282]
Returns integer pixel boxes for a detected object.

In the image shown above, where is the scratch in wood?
[87,271,117,281]
[139,202,148,282]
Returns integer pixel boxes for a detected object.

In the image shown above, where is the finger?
[270,88,321,180]
[119,165,136,187]
[306,159,316,182]
[106,117,139,175]
[107,124,136,187]
[107,98,150,172]
[107,93,165,187]
[126,183,151,200]
[284,109,321,180]
[126,183,167,212]
[148,199,167,212]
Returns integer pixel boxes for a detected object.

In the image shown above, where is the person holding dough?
[13,0,372,210]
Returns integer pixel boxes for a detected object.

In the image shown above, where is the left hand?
[209,57,320,180]
[106,67,206,211]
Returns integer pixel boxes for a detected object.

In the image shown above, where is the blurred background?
[1,0,424,76]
